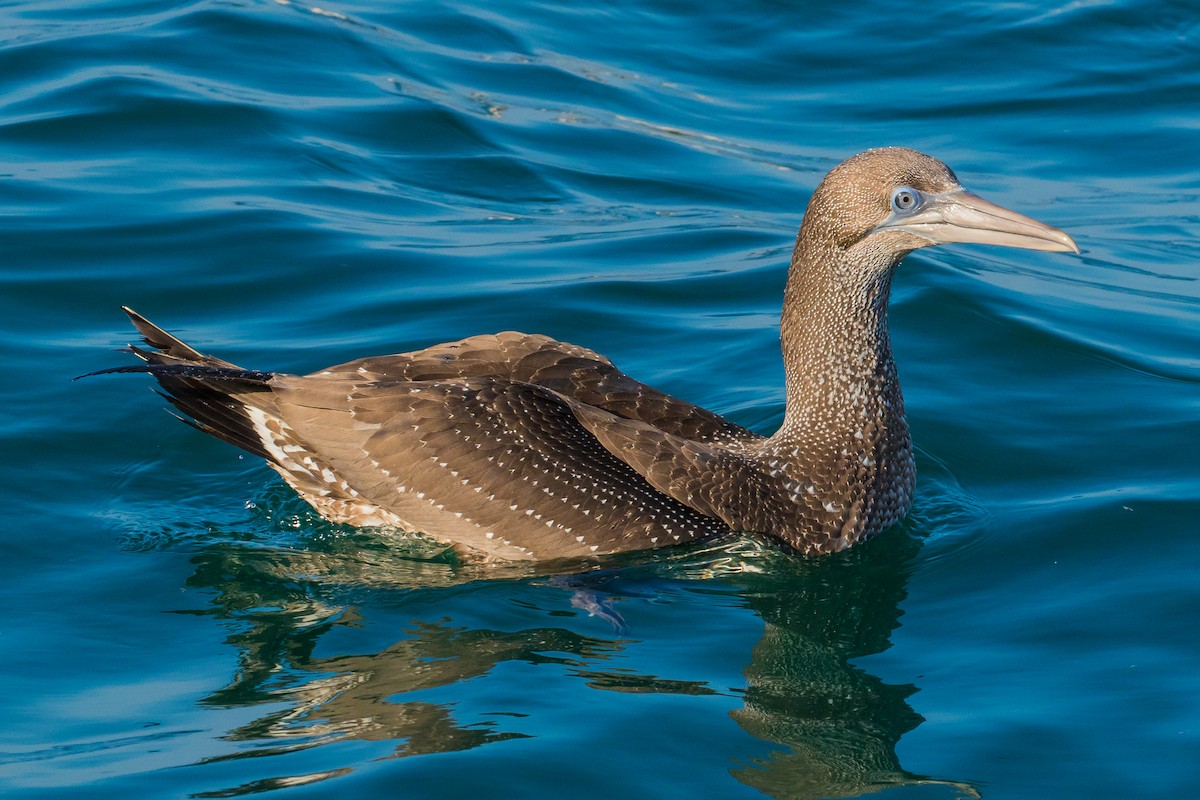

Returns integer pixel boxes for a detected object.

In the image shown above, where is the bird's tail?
[81,307,278,460]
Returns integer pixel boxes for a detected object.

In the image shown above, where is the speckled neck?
[776,233,901,438]
[762,223,915,548]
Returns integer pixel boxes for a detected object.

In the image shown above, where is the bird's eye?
[891,187,920,213]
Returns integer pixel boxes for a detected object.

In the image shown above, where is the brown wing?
[568,404,865,555]
[270,374,734,560]
[312,332,759,446]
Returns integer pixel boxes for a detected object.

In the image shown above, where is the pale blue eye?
[891,187,920,213]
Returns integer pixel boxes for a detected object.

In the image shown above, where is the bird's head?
[798,147,1079,266]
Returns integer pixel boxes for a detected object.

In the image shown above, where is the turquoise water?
[3,0,1198,797]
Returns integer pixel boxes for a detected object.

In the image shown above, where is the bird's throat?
[775,250,903,444]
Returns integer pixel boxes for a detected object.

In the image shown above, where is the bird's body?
[95,148,1077,561]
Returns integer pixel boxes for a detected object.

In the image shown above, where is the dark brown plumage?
[92,148,1078,560]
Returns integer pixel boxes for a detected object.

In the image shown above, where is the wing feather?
[314,332,758,446]
[568,404,860,554]
[272,375,733,559]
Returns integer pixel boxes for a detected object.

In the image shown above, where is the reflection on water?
[173,526,975,799]
[210,617,588,755]
[730,539,977,799]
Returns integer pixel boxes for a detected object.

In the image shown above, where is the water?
[2,0,1198,797]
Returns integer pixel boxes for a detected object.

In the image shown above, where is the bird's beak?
[877,189,1080,253]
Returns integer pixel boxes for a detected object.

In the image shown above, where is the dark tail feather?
[82,310,283,462]
[154,383,275,460]
[78,361,274,384]
[122,305,231,365]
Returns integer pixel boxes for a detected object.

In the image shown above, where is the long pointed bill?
[878,189,1080,253]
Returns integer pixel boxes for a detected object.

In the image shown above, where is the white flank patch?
[245,407,311,477]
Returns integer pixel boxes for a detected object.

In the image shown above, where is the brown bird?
[91,148,1078,561]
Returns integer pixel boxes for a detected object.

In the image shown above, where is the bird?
[89,147,1078,561]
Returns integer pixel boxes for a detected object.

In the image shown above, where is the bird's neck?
[747,235,916,553]
[773,241,906,449]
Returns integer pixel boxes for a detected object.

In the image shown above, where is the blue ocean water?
[2,0,1198,797]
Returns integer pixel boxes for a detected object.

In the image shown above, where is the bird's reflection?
[728,537,976,799]
[174,526,976,799]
